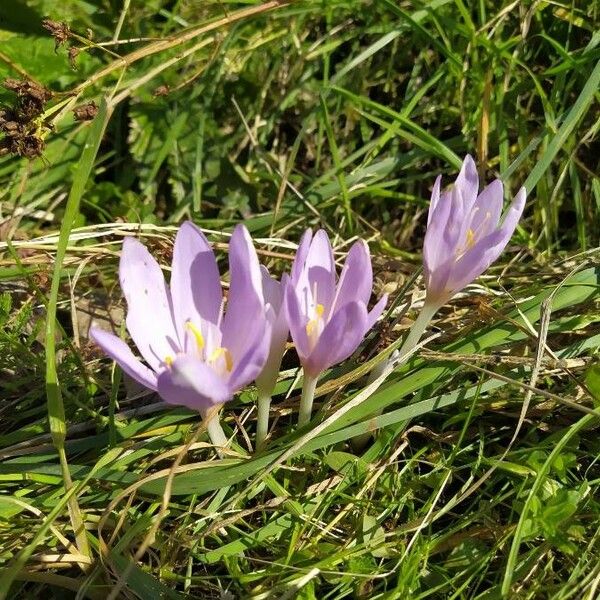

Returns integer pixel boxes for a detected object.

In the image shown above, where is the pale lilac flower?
[90,222,271,412]
[285,230,387,379]
[423,155,526,307]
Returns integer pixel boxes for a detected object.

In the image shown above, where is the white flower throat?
[164,321,233,375]
[304,282,325,350]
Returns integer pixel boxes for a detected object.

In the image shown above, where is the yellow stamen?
[305,304,325,336]
[186,321,205,351]
[209,347,233,372]
[164,355,173,367]
[466,228,476,249]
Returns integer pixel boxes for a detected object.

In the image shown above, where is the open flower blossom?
[90,222,271,412]
[423,155,526,308]
[284,229,387,379]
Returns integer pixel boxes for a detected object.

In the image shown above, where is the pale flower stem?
[298,373,318,427]
[352,301,440,452]
[256,393,272,452]
[201,409,228,456]
[395,301,440,363]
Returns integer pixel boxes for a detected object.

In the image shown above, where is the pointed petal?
[120,237,179,371]
[427,175,442,227]
[264,270,289,351]
[255,320,288,397]
[157,356,231,410]
[284,281,310,359]
[90,327,157,390]
[256,273,289,396]
[450,186,525,297]
[304,302,368,377]
[468,179,503,238]
[500,187,526,235]
[446,228,507,295]
[455,154,479,213]
[221,224,265,361]
[228,315,272,392]
[295,229,336,314]
[291,229,313,285]
[447,187,526,295]
[443,185,467,251]
[423,188,453,276]
[448,185,525,296]
[331,239,372,314]
[261,265,283,313]
[171,222,222,345]
[365,294,387,332]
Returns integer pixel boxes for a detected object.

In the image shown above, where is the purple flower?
[90,222,271,412]
[284,229,387,379]
[423,155,526,307]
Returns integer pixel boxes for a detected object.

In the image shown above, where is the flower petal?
[443,185,468,252]
[90,326,157,390]
[453,187,525,295]
[500,187,526,236]
[445,157,479,247]
[284,281,310,359]
[423,188,453,277]
[303,302,368,377]
[468,179,503,238]
[120,237,179,371]
[365,294,387,332]
[331,239,372,314]
[455,154,479,213]
[171,222,222,346]
[423,159,525,305]
[449,184,525,295]
[427,175,442,227]
[228,315,272,392]
[446,228,508,294]
[261,265,283,313]
[157,356,231,410]
[221,224,265,361]
[295,229,336,315]
[291,229,313,285]
[256,273,289,396]
[449,187,525,294]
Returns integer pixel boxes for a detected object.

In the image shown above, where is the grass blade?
[522,59,600,193]
[44,98,111,564]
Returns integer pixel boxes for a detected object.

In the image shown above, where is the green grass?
[0,1,599,598]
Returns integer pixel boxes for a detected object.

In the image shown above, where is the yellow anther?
[305,304,325,337]
[186,321,205,351]
[164,355,173,367]
[466,228,476,249]
[209,347,233,372]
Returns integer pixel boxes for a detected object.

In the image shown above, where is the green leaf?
[522,58,600,193]
[109,551,186,600]
[362,515,389,558]
[585,363,600,405]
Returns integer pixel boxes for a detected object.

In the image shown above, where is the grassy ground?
[1,1,599,598]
